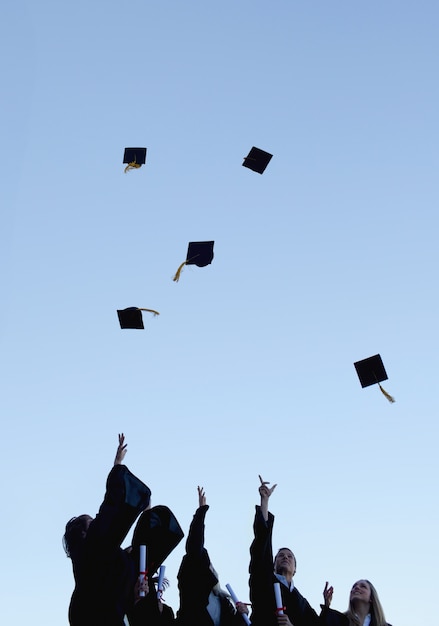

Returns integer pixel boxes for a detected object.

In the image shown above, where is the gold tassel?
[139,308,160,317]
[173,261,187,282]
[378,383,395,403]
[124,161,142,173]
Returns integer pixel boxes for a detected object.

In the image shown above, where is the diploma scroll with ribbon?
[226,583,252,625]
[139,544,147,597]
[274,582,284,615]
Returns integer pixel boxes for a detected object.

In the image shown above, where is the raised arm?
[184,486,209,557]
[86,434,151,551]
[249,476,277,608]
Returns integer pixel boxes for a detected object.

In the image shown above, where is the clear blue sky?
[1,2,438,625]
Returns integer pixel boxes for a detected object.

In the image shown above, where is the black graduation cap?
[117,307,160,329]
[354,354,395,403]
[242,146,273,174]
[123,147,147,173]
[131,505,185,576]
[173,241,214,282]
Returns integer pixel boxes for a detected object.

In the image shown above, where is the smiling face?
[350,580,372,604]
[274,548,296,578]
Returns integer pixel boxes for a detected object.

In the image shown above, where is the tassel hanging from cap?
[124,159,142,173]
[139,308,160,317]
[173,262,187,282]
[378,383,395,403]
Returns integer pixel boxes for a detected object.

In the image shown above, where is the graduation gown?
[131,505,184,578]
[127,588,175,626]
[249,505,319,626]
[68,464,151,626]
[176,505,243,626]
[318,606,393,626]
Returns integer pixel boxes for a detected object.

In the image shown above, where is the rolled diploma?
[274,582,284,614]
[139,545,147,597]
[157,565,166,599]
[226,583,252,626]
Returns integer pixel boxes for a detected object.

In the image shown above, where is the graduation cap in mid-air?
[173,241,214,282]
[131,505,185,576]
[123,147,147,173]
[354,354,395,403]
[117,307,160,329]
[242,146,273,174]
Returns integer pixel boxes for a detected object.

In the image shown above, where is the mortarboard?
[117,307,160,329]
[123,147,147,173]
[242,146,273,174]
[131,505,185,576]
[173,241,214,282]
[354,354,395,403]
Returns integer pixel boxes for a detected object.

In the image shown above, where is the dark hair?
[62,515,91,559]
[274,547,297,571]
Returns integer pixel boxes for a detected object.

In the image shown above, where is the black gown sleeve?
[185,505,209,557]
[287,587,320,626]
[249,505,275,606]
[318,606,348,626]
[86,464,151,556]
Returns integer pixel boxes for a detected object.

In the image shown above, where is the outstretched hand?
[198,485,207,507]
[114,433,128,465]
[258,475,277,499]
[258,475,276,522]
[323,581,333,607]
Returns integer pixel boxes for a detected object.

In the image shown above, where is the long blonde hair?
[345,580,388,626]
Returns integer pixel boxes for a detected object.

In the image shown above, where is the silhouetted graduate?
[176,487,249,626]
[127,506,184,626]
[63,434,151,626]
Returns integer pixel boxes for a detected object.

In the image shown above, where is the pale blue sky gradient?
[1,2,438,625]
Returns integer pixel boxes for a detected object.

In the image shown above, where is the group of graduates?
[63,435,392,626]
